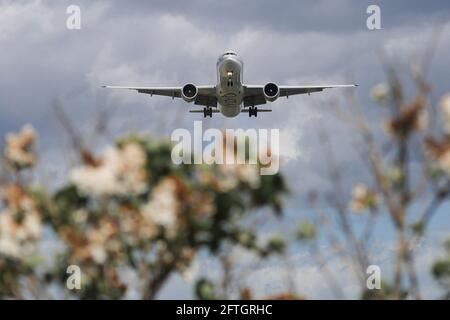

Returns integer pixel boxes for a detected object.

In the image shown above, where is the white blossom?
[142,178,179,234]
[371,83,390,104]
[4,124,38,168]
[440,94,450,135]
[437,150,450,174]
[219,164,261,190]
[0,209,42,258]
[70,143,147,197]
[349,183,379,213]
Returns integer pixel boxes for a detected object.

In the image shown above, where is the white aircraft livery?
[103,51,357,118]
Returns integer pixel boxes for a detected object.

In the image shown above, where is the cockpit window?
[224,52,237,56]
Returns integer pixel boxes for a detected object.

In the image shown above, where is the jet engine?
[182,83,198,102]
[263,83,280,102]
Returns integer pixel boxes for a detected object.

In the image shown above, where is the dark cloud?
[96,0,450,34]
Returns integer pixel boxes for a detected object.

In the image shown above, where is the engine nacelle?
[182,83,198,103]
[263,83,280,102]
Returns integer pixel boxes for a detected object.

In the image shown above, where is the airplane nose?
[219,56,241,78]
[223,57,239,69]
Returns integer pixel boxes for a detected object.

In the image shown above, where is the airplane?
[102,51,357,118]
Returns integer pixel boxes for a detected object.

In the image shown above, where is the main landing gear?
[248,106,258,117]
[203,107,213,118]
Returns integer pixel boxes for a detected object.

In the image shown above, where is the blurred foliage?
[195,278,217,300]
[432,239,450,298]
[292,54,450,300]
[296,220,316,242]
[0,129,287,299]
[361,281,407,300]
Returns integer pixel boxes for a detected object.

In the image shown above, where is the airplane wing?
[243,84,357,107]
[102,85,218,107]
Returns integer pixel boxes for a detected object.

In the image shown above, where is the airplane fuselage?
[216,52,244,117]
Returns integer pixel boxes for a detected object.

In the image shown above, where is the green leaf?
[297,220,317,241]
[265,235,286,255]
[411,221,424,237]
[432,259,450,279]
[195,279,216,300]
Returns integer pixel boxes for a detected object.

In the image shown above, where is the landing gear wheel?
[249,106,258,117]
[203,107,213,118]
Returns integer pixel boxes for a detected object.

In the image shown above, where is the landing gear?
[203,107,213,118]
[249,106,258,117]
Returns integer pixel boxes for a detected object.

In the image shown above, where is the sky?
[0,0,450,299]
